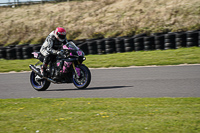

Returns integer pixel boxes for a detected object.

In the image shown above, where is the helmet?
[55,27,66,42]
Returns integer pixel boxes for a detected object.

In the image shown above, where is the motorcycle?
[29,41,91,91]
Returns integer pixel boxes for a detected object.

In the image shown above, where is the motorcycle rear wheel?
[30,71,51,91]
[72,65,91,89]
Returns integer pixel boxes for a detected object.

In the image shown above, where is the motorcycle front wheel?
[72,65,91,89]
[30,71,51,91]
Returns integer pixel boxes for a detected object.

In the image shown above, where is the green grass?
[86,47,200,68]
[0,47,200,72]
[0,98,200,133]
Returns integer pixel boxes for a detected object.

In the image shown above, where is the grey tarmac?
[0,65,200,99]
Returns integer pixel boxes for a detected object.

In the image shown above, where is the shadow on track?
[47,86,133,91]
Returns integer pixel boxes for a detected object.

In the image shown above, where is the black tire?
[115,38,124,48]
[134,37,143,43]
[134,42,143,47]
[15,47,23,59]
[187,38,198,42]
[135,47,143,51]
[22,46,33,59]
[134,42,144,51]
[0,47,6,59]
[144,41,153,50]
[97,39,105,49]
[87,41,97,50]
[198,41,200,47]
[155,45,163,50]
[144,36,154,42]
[116,48,125,53]
[6,48,16,59]
[105,48,114,54]
[155,35,165,50]
[115,38,124,45]
[105,44,114,49]
[155,35,164,41]
[144,41,153,45]
[88,50,97,55]
[115,38,125,53]
[124,43,133,48]
[187,32,198,38]
[97,39,105,54]
[72,65,91,89]
[125,47,133,52]
[165,43,176,49]
[97,49,105,54]
[144,45,152,51]
[124,38,133,44]
[33,45,41,52]
[187,42,197,47]
[175,33,187,47]
[105,39,115,47]
[16,51,23,56]
[165,33,176,39]
[165,39,174,43]
[176,32,186,38]
[105,39,115,54]
[116,43,124,48]
[30,71,51,91]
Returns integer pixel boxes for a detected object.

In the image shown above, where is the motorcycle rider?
[40,27,67,77]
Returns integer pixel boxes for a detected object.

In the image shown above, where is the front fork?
[72,61,80,79]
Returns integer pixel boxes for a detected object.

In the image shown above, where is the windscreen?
[68,41,80,50]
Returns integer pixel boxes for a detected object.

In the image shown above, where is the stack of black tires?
[0,30,200,60]
[0,44,42,60]
[155,35,165,50]
[115,37,125,53]
[186,31,199,47]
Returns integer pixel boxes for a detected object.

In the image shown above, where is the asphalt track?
[0,65,200,99]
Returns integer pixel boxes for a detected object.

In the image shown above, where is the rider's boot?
[41,64,47,77]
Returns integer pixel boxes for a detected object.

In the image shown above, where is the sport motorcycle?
[29,41,91,91]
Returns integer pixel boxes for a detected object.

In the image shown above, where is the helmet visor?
[57,33,66,39]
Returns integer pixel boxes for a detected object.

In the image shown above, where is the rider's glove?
[57,50,64,56]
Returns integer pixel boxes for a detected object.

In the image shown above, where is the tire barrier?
[0,30,199,59]
[87,41,97,55]
[6,47,16,59]
[22,46,33,59]
[155,35,165,50]
[134,37,144,51]
[176,32,187,48]
[105,38,115,54]
[0,47,6,59]
[186,31,199,47]
[115,38,125,53]
[124,38,134,52]
[164,33,176,49]
[16,46,23,59]
[199,31,200,47]
[33,45,41,52]
[144,36,155,51]
[97,39,105,54]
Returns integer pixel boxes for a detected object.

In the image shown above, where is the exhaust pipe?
[29,64,57,83]
[29,64,43,77]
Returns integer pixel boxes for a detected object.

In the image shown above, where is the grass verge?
[0,47,200,72]
[0,98,199,132]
